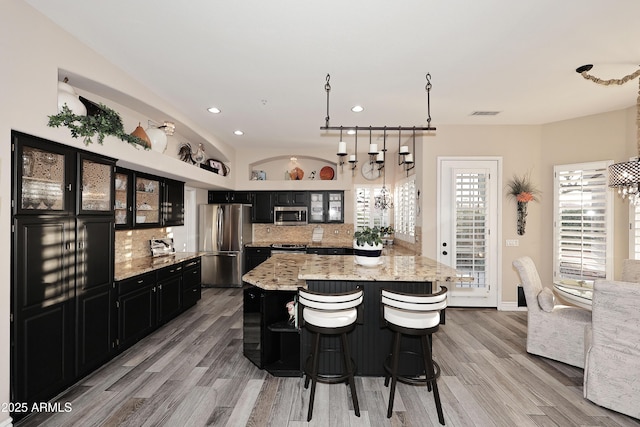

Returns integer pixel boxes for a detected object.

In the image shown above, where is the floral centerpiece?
[506,173,540,235]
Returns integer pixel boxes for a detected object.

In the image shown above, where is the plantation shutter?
[553,161,613,282]
[394,177,416,239]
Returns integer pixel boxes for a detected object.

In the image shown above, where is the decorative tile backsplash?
[253,223,354,245]
[115,228,173,264]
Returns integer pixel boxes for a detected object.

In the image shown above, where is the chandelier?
[577,64,640,204]
[323,73,435,175]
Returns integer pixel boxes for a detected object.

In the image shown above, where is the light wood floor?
[16,287,640,427]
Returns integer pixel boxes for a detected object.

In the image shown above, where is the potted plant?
[380,225,395,245]
[353,226,384,266]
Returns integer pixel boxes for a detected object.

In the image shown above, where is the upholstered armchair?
[512,257,592,368]
[621,259,640,282]
[584,279,640,419]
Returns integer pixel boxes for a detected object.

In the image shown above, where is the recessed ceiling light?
[207,107,221,114]
[347,129,356,135]
[234,130,244,136]
[351,105,364,113]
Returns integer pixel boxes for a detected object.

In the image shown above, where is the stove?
[271,243,307,254]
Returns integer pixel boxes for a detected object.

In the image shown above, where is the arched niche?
[249,155,338,181]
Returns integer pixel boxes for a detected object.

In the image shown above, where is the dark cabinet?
[133,173,161,228]
[208,191,252,204]
[11,216,76,408]
[115,167,184,229]
[306,247,349,255]
[157,264,183,324]
[309,191,344,223]
[75,217,116,375]
[116,257,201,350]
[245,246,271,273]
[252,192,274,223]
[243,285,300,376]
[274,191,307,206]
[13,132,75,215]
[162,178,185,226]
[117,273,156,349]
[77,153,115,216]
[11,132,116,420]
[182,258,202,310]
[114,168,133,229]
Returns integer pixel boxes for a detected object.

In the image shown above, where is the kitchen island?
[242,253,469,376]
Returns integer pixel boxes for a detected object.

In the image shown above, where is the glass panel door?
[135,175,160,226]
[327,192,343,222]
[79,156,113,214]
[115,170,132,228]
[309,192,325,223]
[20,146,66,212]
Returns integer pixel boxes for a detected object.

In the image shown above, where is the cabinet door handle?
[66,184,72,191]
[137,279,144,284]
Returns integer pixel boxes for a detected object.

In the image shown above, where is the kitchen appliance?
[199,203,252,287]
[271,243,307,255]
[274,206,308,226]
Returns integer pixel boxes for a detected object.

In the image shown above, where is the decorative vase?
[146,127,168,153]
[131,123,151,148]
[353,241,383,266]
[57,80,87,116]
[517,201,528,235]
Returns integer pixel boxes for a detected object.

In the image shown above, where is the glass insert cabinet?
[15,135,114,216]
[309,191,344,223]
[114,166,184,229]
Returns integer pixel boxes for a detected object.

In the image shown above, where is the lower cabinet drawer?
[182,285,201,309]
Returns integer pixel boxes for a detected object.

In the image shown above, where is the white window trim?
[553,160,613,282]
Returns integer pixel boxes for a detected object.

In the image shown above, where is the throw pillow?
[537,287,555,312]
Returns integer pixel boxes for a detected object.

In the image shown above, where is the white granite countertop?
[242,253,472,291]
[114,252,203,281]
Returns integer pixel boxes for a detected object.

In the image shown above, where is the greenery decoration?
[48,104,149,148]
[354,226,383,247]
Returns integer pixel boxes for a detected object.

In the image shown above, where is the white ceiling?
[25,0,640,151]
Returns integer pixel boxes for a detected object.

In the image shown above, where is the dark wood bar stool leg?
[305,331,321,421]
[422,334,444,425]
[386,330,402,418]
[340,332,360,416]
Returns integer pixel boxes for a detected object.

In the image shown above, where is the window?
[553,161,613,282]
[354,186,390,229]
[394,177,416,241]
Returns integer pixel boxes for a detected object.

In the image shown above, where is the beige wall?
[1,0,636,422]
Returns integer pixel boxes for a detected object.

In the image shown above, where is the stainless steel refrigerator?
[198,203,252,287]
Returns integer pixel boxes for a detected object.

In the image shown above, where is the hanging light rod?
[320,73,436,132]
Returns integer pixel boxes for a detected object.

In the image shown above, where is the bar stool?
[297,287,364,421]
[380,286,448,424]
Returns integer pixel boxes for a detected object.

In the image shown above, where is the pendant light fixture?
[324,73,435,173]
[375,127,393,210]
[577,64,640,204]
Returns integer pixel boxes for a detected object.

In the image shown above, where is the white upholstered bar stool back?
[297,287,364,421]
[380,286,448,425]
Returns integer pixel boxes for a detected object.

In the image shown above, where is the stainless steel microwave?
[274,206,308,226]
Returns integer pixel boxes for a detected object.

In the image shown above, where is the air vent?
[471,111,500,116]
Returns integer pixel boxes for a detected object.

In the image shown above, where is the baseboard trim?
[499,301,527,311]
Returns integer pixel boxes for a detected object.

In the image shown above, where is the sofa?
[584,279,640,419]
[513,256,592,368]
